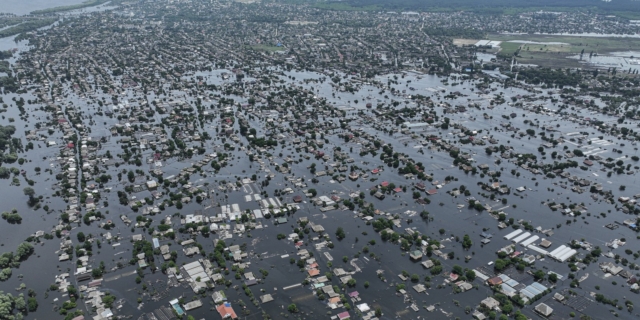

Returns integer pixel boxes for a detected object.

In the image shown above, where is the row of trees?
[0,243,34,283]
[0,290,38,319]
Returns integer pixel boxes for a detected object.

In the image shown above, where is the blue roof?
[500,284,516,294]
[530,282,547,292]
[525,285,542,296]
[498,274,511,282]
[505,279,519,287]
[520,288,536,298]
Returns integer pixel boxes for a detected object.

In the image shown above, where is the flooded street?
[1,66,638,319]
[0,2,639,320]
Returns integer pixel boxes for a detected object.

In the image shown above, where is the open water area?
[0,4,638,320]
[570,51,640,70]
[0,59,638,319]
[0,0,91,15]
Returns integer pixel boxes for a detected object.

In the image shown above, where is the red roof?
[338,311,351,320]
[426,189,438,195]
[216,303,238,319]
[380,181,389,187]
[393,187,402,193]
[487,277,503,286]
[371,168,379,174]
[308,269,320,277]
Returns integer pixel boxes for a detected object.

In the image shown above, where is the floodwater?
[0,0,90,15]
[475,52,496,63]
[1,66,637,319]
[1,18,639,320]
[569,53,640,71]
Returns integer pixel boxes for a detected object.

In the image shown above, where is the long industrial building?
[526,245,549,255]
[546,245,578,261]
[520,235,539,247]
[557,249,577,262]
[512,232,532,244]
[504,229,523,240]
[548,245,567,257]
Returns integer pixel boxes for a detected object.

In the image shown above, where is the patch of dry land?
[453,39,479,46]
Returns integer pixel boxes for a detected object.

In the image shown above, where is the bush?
[28,297,38,311]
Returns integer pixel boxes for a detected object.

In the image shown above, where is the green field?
[481,34,640,68]
[492,34,640,54]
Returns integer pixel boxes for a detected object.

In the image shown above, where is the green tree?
[15,242,33,259]
[430,265,443,275]
[452,265,463,275]
[14,294,26,311]
[23,187,35,204]
[102,294,116,308]
[288,304,298,313]
[27,297,38,311]
[494,259,507,271]
[462,234,472,249]
[92,268,103,278]
[465,270,476,281]
[0,268,12,280]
